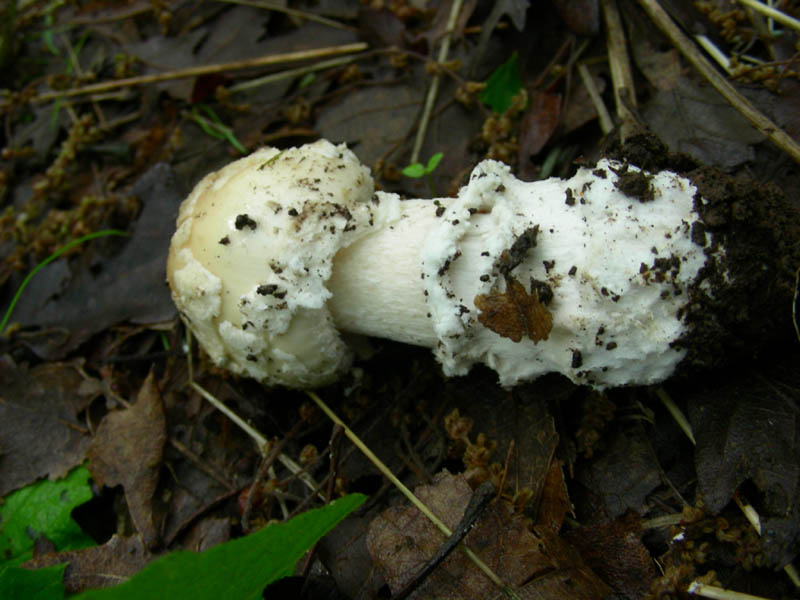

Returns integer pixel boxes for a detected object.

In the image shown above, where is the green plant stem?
[0,229,128,334]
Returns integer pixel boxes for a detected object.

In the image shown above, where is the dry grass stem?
[410,0,464,163]
[577,62,614,134]
[600,0,639,141]
[229,54,364,93]
[33,42,368,103]
[305,390,520,599]
[688,581,771,599]
[656,387,696,445]
[737,0,800,33]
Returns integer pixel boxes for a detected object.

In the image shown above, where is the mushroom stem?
[328,157,710,389]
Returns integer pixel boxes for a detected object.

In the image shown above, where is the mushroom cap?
[166,139,384,388]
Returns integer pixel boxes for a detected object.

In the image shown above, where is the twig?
[31,42,368,103]
[600,0,639,141]
[392,480,496,600]
[306,390,520,599]
[410,0,464,164]
[636,0,800,164]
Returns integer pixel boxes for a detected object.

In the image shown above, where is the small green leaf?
[0,563,67,600]
[480,52,522,113]
[298,73,316,89]
[0,466,95,567]
[426,152,443,173]
[73,494,367,599]
[402,163,426,178]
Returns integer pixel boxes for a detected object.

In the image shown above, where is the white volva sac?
[167,139,722,389]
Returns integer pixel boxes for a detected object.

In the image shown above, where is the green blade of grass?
[0,229,128,334]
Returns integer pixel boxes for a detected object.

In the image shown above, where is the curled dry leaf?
[367,471,609,599]
[474,277,553,343]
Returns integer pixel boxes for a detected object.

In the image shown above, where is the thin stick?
[737,0,800,33]
[306,390,519,599]
[32,43,368,103]
[636,0,800,164]
[410,0,464,164]
[600,0,638,141]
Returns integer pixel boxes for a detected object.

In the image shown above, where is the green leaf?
[0,563,66,600]
[74,494,367,599]
[401,163,426,178]
[480,52,522,113]
[0,466,95,567]
[426,152,443,173]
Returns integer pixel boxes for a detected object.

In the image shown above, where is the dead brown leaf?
[23,534,151,594]
[518,91,561,161]
[0,357,91,496]
[536,459,572,531]
[367,471,610,599]
[475,277,553,343]
[565,513,656,599]
[87,370,166,548]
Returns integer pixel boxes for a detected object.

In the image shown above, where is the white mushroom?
[167,139,724,389]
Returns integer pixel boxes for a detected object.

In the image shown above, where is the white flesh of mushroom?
[168,139,721,389]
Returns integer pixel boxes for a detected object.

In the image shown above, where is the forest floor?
[1,1,799,599]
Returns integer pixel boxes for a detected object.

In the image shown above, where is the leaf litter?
[1,0,799,598]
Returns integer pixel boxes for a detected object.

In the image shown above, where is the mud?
[611,135,800,374]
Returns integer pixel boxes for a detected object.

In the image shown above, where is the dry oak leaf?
[475,277,553,343]
[367,471,609,600]
[87,370,166,549]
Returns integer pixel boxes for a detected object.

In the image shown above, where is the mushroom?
[165,139,747,389]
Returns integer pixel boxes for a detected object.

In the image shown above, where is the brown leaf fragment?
[475,277,553,343]
[23,534,151,594]
[535,459,572,532]
[87,371,166,548]
[367,471,610,600]
[565,513,656,599]
[0,357,91,496]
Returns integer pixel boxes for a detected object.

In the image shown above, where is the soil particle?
[678,167,800,373]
